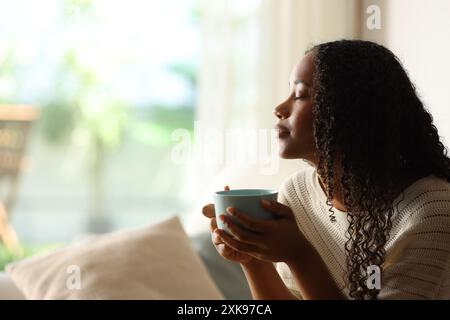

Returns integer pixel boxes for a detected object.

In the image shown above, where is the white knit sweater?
[275,165,450,299]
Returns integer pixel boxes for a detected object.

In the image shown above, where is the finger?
[217,243,240,260]
[219,214,264,247]
[260,200,292,218]
[204,188,229,218]
[216,243,226,256]
[216,229,260,254]
[209,218,217,233]
[216,243,233,258]
[225,207,271,233]
[202,204,215,218]
[215,242,234,259]
[211,229,223,245]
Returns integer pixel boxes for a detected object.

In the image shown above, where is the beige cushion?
[5,216,224,300]
[0,272,25,300]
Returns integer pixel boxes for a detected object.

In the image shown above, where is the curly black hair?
[308,40,450,299]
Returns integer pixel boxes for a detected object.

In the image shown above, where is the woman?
[202,40,450,300]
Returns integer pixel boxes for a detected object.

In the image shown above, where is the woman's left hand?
[216,200,313,264]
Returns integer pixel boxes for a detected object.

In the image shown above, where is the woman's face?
[274,52,316,162]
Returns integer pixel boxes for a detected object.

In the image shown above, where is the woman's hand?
[202,186,254,265]
[215,200,312,265]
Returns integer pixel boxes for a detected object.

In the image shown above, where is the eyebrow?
[294,79,311,87]
[288,79,311,87]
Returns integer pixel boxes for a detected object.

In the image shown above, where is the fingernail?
[261,199,271,206]
[226,207,235,215]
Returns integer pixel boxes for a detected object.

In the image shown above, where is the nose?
[273,101,289,120]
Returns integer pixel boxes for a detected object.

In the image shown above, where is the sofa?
[0,230,252,300]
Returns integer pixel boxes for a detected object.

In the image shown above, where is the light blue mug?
[214,189,278,236]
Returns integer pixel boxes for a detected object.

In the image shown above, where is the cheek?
[278,105,315,159]
[291,104,314,140]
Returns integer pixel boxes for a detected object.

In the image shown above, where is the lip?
[278,131,290,138]
[275,124,291,138]
[278,132,291,139]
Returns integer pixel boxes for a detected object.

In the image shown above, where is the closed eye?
[294,90,309,100]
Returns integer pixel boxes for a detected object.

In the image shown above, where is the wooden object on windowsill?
[0,105,39,254]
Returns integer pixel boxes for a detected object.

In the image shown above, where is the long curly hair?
[308,40,450,299]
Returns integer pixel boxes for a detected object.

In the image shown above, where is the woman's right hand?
[202,186,255,265]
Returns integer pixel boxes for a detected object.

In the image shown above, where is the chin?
[278,143,313,160]
[278,148,300,159]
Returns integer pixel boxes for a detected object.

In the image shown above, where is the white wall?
[363,0,450,147]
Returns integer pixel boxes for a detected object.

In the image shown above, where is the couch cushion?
[5,216,224,300]
[0,272,25,300]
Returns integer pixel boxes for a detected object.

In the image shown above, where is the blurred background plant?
[0,0,200,267]
[41,47,130,232]
[40,47,196,232]
[0,242,63,271]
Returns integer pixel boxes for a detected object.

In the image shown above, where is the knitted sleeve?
[379,197,450,299]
